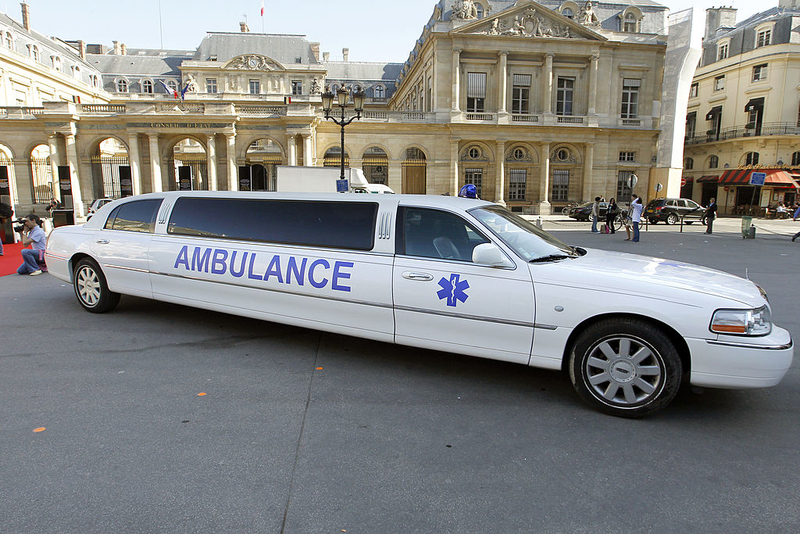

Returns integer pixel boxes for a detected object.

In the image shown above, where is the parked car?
[45,192,793,418]
[568,201,609,221]
[86,198,115,220]
[644,198,706,225]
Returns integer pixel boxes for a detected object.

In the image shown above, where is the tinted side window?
[105,199,162,233]
[167,198,378,251]
[397,207,489,261]
[677,200,687,208]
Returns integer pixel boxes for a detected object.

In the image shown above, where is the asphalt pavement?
[1,219,798,533]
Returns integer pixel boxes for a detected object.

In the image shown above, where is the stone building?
[683,1,800,215]
[0,0,695,217]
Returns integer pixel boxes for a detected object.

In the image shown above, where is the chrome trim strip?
[45,252,69,261]
[150,270,394,310]
[534,323,558,331]
[106,264,150,274]
[393,304,535,328]
[706,339,793,351]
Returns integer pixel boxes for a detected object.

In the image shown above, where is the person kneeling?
[17,214,47,276]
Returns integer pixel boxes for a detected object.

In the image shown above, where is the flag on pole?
[159,79,178,99]
[261,0,264,16]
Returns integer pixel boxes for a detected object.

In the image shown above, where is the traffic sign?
[336,179,349,192]
[749,172,766,186]
[628,173,638,189]
[681,177,687,187]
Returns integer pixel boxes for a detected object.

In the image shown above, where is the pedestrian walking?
[705,197,718,234]
[591,196,600,233]
[792,204,800,242]
[630,194,643,242]
[606,198,619,234]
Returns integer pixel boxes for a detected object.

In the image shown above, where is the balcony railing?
[686,122,800,145]
[81,104,126,113]
[512,114,539,122]
[465,113,494,121]
[557,115,584,124]
[237,105,287,116]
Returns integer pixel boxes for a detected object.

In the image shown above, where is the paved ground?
[1,220,798,533]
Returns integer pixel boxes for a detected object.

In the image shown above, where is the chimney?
[120,43,127,56]
[310,42,320,62]
[779,0,799,9]
[323,52,330,62]
[20,2,30,31]
[113,40,121,55]
[342,47,349,62]
[240,21,250,33]
[78,40,86,60]
[705,6,737,41]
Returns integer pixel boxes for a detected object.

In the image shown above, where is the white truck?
[275,166,394,194]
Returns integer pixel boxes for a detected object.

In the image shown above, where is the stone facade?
[0,0,689,218]
[683,2,800,215]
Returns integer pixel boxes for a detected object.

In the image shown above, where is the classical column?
[543,53,554,115]
[206,134,218,191]
[47,134,60,199]
[583,143,594,202]
[128,133,142,196]
[450,140,460,194]
[539,142,551,215]
[498,51,508,115]
[226,133,238,191]
[64,134,85,216]
[588,54,599,115]
[303,134,313,166]
[288,135,297,166]
[452,49,461,112]
[148,134,162,193]
[495,140,506,205]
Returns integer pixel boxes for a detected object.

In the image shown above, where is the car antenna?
[745,268,749,281]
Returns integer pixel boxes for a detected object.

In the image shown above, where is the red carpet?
[0,242,25,276]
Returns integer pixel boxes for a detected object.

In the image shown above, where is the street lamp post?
[321,87,366,183]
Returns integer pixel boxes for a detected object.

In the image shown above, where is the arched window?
[116,79,128,93]
[142,79,153,93]
[31,45,39,62]
[562,8,574,19]
[684,157,694,170]
[72,65,81,79]
[709,155,719,169]
[475,3,484,19]
[745,152,760,166]
[620,8,643,33]
[5,32,14,50]
[792,151,800,166]
[89,74,98,88]
[374,85,385,99]
[624,13,637,32]
[166,80,178,93]
[53,56,62,71]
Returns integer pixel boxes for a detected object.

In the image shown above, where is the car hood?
[529,248,764,307]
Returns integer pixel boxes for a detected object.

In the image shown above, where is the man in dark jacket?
[705,198,718,234]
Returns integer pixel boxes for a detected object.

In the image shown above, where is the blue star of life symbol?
[437,274,470,307]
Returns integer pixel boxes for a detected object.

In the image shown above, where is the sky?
[16,0,766,63]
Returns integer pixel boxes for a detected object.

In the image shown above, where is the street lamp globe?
[321,91,333,113]
[353,90,366,112]
[337,86,349,107]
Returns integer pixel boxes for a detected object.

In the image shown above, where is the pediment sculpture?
[227,55,279,71]
[578,1,600,27]
[480,8,574,39]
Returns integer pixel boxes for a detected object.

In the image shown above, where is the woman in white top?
[630,194,644,243]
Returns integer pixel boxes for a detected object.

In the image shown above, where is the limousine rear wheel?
[74,258,120,313]
[569,318,682,418]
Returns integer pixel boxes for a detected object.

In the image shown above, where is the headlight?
[710,306,772,336]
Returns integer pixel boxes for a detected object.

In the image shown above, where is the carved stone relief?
[479,9,574,38]
[227,55,280,71]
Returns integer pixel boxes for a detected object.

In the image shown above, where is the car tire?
[649,218,658,225]
[686,221,694,225]
[568,318,682,418]
[74,258,120,313]
[666,213,678,225]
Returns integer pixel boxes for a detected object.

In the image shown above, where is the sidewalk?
[522,214,800,241]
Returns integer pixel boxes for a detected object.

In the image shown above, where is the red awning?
[697,175,719,183]
[719,169,800,188]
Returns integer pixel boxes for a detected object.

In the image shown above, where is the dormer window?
[475,3,484,19]
[142,79,153,93]
[5,31,14,50]
[52,56,62,71]
[717,41,729,61]
[756,27,771,48]
[116,78,129,93]
[620,7,643,33]
[31,44,39,62]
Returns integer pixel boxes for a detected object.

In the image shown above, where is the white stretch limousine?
[46,192,793,417]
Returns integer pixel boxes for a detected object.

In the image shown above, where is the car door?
[392,206,535,365]
[90,198,162,298]
[685,199,703,220]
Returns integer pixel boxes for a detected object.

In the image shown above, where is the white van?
[45,191,793,417]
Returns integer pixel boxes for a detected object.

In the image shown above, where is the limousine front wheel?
[74,258,120,313]
[569,318,682,418]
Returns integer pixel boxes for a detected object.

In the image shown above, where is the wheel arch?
[560,312,691,375]
[68,252,94,283]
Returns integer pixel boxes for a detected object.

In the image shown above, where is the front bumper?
[688,326,794,388]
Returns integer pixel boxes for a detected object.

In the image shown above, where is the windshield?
[469,205,576,261]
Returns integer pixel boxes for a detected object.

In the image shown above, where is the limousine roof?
[115,191,496,210]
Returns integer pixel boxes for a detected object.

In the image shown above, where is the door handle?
[402,271,433,281]
[96,239,109,244]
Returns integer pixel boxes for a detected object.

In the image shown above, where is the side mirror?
[472,243,515,268]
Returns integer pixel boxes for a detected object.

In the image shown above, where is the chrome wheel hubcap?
[585,336,664,406]
[77,267,101,306]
